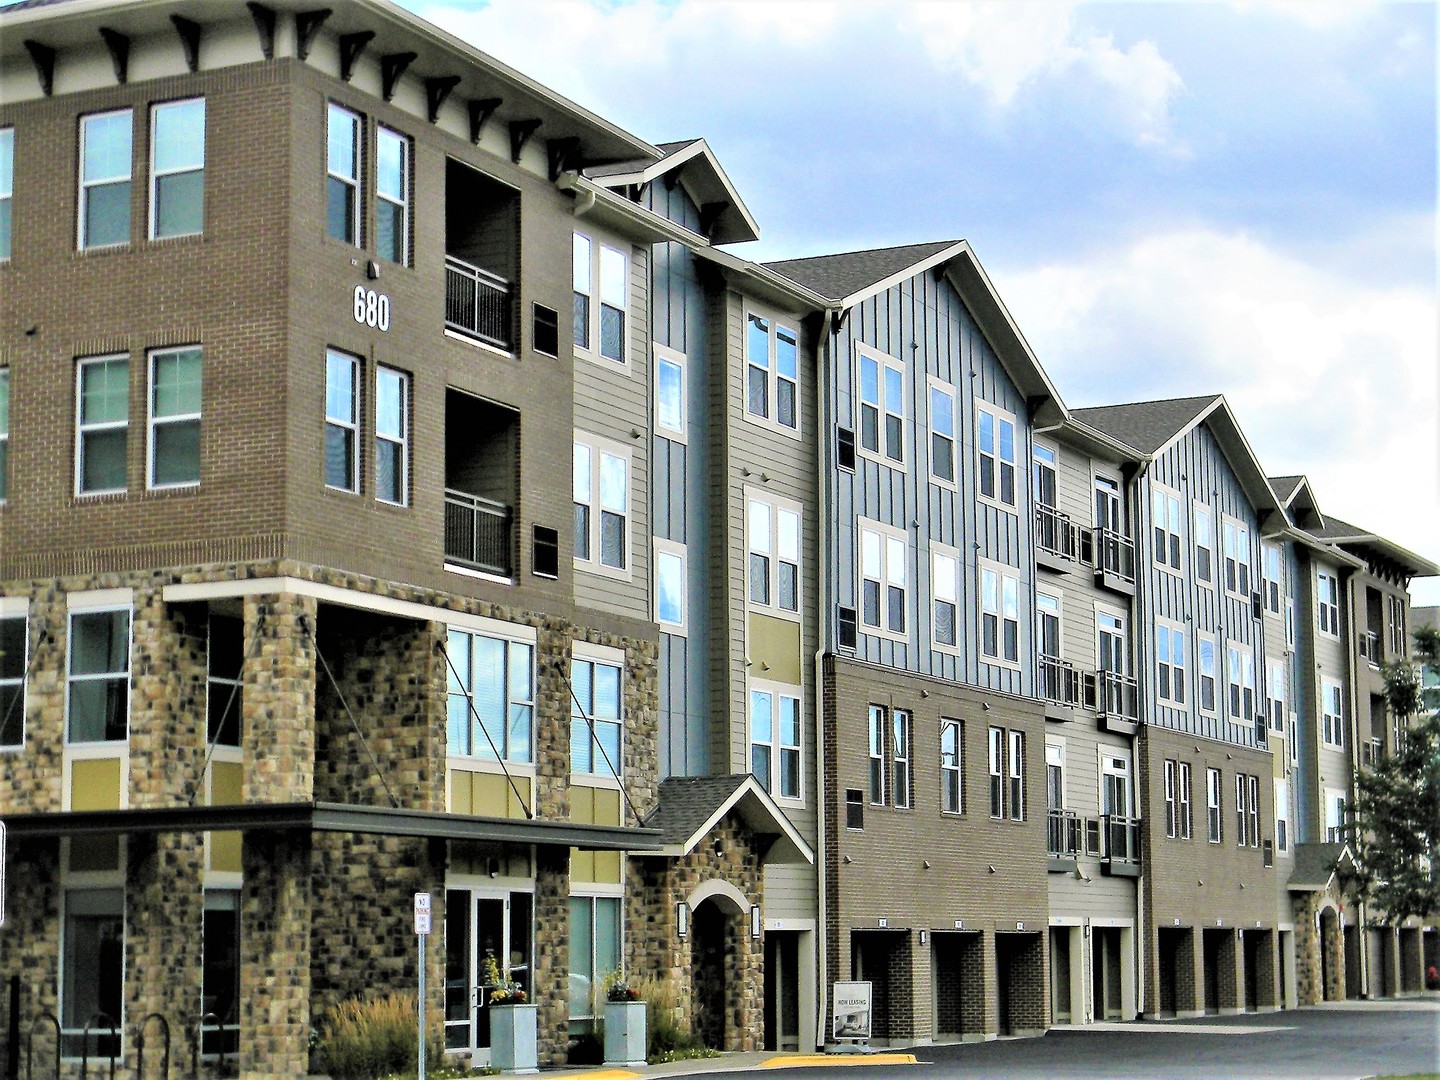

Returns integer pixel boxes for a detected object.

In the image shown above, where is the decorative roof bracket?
[294,9,331,62]
[468,97,502,144]
[338,30,373,82]
[380,52,416,102]
[509,118,542,163]
[98,27,129,84]
[246,3,276,59]
[171,16,202,73]
[425,76,461,123]
[23,40,55,96]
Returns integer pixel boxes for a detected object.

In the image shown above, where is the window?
[0,367,9,501]
[1317,571,1341,638]
[1101,753,1130,819]
[150,98,204,239]
[976,403,1017,508]
[857,345,903,462]
[1164,760,1177,838]
[1285,597,1296,650]
[859,521,907,638]
[1178,762,1192,840]
[76,356,129,495]
[1275,778,1290,854]
[1033,443,1057,508]
[148,347,201,489]
[1235,774,1247,848]
[67,608,130,743]
[206,614,243,747]
[1,613,25,748]
[891,709,912,809]
[1262,545,1283,614]
[80,109,132,249]
[532,305,559,358]
[1321,678,1344,748]
[61,889,125,1058]
[868,704,885,805]
[568,895,621,1022]
[1156,623,1186,706]
[1325,790,1345,843]
[749,498,800,615]
[931,547,959,650]
[1227,645,1255,722]
[940,719,962,814]
[0,127,13,259]
[446,628,533,763]
[1036,592,1061,660]
[1206,767,1222,843]
[653,540,686,630]
[375,126,408,264]
[654,344,686,440]
[930,382,956,485]
[747,314,799,431]
[1008,730,1025,821]
[845,788,864,830]
[750,686,800,800]
[1046,743,1064,817]
[571,656,621,776]
[1243,774,1260,847]
[201,891,240,1057]
[1198,637,1218,714]
[1387,595,1406,656]
[374,366,408,506]
[1094,475,1123,534]
[1266,660,1285,733]
[573,436,629,573]
[1194,503,1214,584]
[1223,518,1251,596]
[326,103,361,245]
[573,233,627,363]
[1152,487,1182,572]
[1097,609,1127,677]
[981,562,1020,665]
[988,726,1004,818]
[324,350,359,492]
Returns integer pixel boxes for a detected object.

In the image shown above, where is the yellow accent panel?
[572,786,596,825]
[748,613,802,685]
[211,762,243,806]
[1269,733,1286,778]
[70,758,122,811]
[448,769,472,815]
[593,787,621,827]
[572,846,596,883]
[69,835,121,873]
[450,768,531,819]
[593,849,622,883]
[210,831,242,874]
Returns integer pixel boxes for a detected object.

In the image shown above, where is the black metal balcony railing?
[1035,503,1079,563]
[1360,630,1382,664]
[1094,527,1136,583]
[445,255,513,350]
[1102,814,1141,864]
[444,489,513,577]
[1096,670,1140,721]
[1048,808,1081,859]
[1040,654,1082,707]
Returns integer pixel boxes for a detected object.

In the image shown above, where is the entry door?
[444,889,532,1066]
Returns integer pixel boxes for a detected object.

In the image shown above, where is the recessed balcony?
[1035,503,1079,574]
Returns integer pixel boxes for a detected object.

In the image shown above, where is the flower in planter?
[482,949,528,1006]
[603,969,643,1003]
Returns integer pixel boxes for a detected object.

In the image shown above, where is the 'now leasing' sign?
[832,980,872,1041]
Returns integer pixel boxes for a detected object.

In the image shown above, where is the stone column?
[1323,912,1345,1002]
[240,830,313,1080]
[534,845,571,1066]
[242,593,317,804]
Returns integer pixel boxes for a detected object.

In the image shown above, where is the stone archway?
[1319,905,1343,1002]
[687,880,749,1051]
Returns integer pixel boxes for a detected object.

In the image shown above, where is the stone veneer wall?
[241,831,313,1079]
[0,838,62,1072]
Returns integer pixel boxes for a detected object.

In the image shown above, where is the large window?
[571,656,621,776]
[568,895,621,1022]
[446,629,533,763]
[980,562,1020,665]
[201,891,241,1057]
[80,109,133,249]
[1227,644,1255,723]
[1008,729,1025,821]
[148,346,201,488]
[573,233,627,363]
[860,521,907,638]
[1206,767,1222,843]
[0,127,12,260]
[61,889,125,1057]
[868,704,885,805]
[375,126,409,265]
[0,367,9,501]
[1032,442,1057,508]
[573,437,629,573]
[67,608,130,743]
[1317,571,1341,638]
[988,726,1004,818]
[1163,759,1177,838]
[326,103,361,245]
[654,344,686,440]
[1198,636,1218,715]
[1156,623,1186,706]
[940,718,962,814]
[929,382,956,485]
[931,547,959,650]
[1194,503,1214,584]
[748,497,801,615]
[892,709,911,809]
[1321,678,1344,748]
[1266,660,1286,734]
[1,613,25,749]
[1178,761,1192,840]
[150,98,204,239]
[375,366,409,506]
[77,356,129,495]
[324,350,359,492]
[747,314,798,431]
[653,540,686,631]
[1387,595,1406,656]
[1223,518,1251,597]
[1235,774,1259,848]
[1262,545,1283,614]
[750,685,800,800]
[976,403,1017,508]
[857,345,903,463]
[1275,778,1290,854]
[1152,487,1183,572]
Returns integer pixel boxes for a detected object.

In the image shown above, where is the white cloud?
[1224,0,1382,31]
[1000,228,1440,576]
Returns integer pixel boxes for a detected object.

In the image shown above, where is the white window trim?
[0,366,9,501]
[1206,766,1223,844]
[374,365,409,507]
[1193,501,1216,586]
[146,345,202,491]
[1036,588,1064,660]
[573,230,631,369]
[927,376,958,491]
[930,542,961,655]
[1324,786,1345,843]
[1317,570,1341,640]
[1093,473,1124,533]
[1156,618,1187,708]
[573,431,633,581]
[1274,778,1291,854]
[446,625,539,767]
[1262,544,1283,614]
[1266,660,1286,733]
[1197,634,1219,717]
[1032,439,1059,509]
[744,308,801,438]
[0,126,12,261]
[326,102,362,248]
[1222,515,1253,599]
[980,557,1023,670]
[149,97,205,241]
[1321,676,1345,748]
[78,107,133,250]
[747,678,803,804]
[1178,761,1193,840]
[748,490,803,622]
[858,517,909,643]
[975,400,1020,512]
[652,537,687,633]
[1095,602,1129,677]
[653,342,687,443]
[940,717,963,815]
[570,646,623,779]
[854,342,905,467]
[868,704,886,806]
[1099,750,1131,818]
[75,354,129,497]
[1226,643,1256,725]
[1008,729,1026,822]
[0,605,28,751]
[1151,483,1184,575]
[374,124,409,265]
[64,603,133,747]
[324,349,360,494]
[892,708,913,810]
[988,725,1005,819]
[1163,759,1177,839]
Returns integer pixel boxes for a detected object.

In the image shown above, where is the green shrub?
[316,990,443,1080]
[626,972,705,1060]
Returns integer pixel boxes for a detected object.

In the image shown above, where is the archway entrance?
[691,898,730,1050]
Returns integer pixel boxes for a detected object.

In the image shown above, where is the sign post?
[414,892,432,1079]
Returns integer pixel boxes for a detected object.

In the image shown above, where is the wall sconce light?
[920,689,930,699]
[918,929,928,944]
[987,865,997,874]
[922,860,932,870]
[676,902,689,938]
[751,905,763,939]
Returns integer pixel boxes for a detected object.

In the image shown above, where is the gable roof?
[764,241,959,305]
[584,137,759,244]
[1306,515,1440,578]
[642,774,813,865]
[1268,473,1325,530]
[1288,842,1351,892]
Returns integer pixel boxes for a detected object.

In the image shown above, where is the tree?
[1341,625,1440,925]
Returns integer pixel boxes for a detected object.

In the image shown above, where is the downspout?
[1128,459,1150,1019]
[1343,568,1369,998]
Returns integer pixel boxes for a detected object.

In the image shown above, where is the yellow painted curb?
[761,1054,918,1068]
[542,1071,641,1080]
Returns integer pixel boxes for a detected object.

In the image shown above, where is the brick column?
[1399,928,1422,993]
[957,933,987,1040]
[1216,930,1240,1013]
[1254,929,1279,1009]
[976,931,999,1037]
[908,932,932,1043]
[240,830,313,1080]
[884,934,916,1042]
[1176,929,1201,1017]
[1009,934,1048,1034]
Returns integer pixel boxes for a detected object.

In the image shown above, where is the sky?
[407,1,1440,596]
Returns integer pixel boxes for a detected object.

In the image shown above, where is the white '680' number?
[353,286,391,332]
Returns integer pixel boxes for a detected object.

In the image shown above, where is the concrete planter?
[488,1003,538,1074]
[603,999,648,1067]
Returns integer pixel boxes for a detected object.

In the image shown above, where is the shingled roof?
[1070,395,1221,455]
[641,774,813,864]
[1288,842,1350,891]
[765,241,960,303]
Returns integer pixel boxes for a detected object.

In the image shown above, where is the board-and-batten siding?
[1140,423,1266,749]
[572,239,651,622]
[829,270,1032,697]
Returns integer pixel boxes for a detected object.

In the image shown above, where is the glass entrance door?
[444,888,533,1066]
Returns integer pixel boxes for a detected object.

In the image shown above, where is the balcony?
[444,490,513,577]
[1039,654,1082,722]
[1048,808,1081,870]
[1092,670,1140,735]
[1035,504,1079,573]
[1092,527,1136,596]
[1101,814,1141,876]
[445,389,518,580]
[445,256,513,350]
